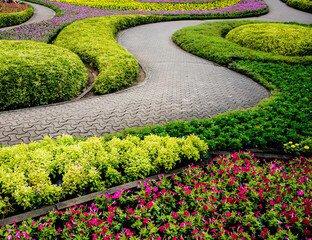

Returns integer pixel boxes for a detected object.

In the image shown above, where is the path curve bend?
[0,2,55,31]
[0,0,311,145]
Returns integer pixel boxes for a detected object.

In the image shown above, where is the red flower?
[260,228,269,238]
[146,201,154,209]
[171,212,179,219]
[225,211,232,218]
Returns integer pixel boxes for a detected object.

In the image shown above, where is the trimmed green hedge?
[0,40,88,110]
[0,134,207,217]
[281,0,312,13]
[58,0,239,11]
[0,4,34,28]
[226,23,312,56]
[92,21,312,155]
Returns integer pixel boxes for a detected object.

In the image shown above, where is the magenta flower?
[297,190,305,197]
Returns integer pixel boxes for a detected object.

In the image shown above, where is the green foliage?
[0,134,207,217]
[57,0,239,11]
[281,0,312,13]
[284,138,312,155]
[0,40,88,110]
[226,23,312,56]
[99,21,312,154]
[0,3,33,28]
[172,20,312,65]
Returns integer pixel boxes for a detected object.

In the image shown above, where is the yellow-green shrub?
[226,23,312,56]
[0,134,207,217]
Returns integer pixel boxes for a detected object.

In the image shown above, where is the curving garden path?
[0,2,55,31]
[0,0,311,145]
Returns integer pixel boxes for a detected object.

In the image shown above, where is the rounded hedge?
[226,23,312,56]
[0,40,88,110]
[0,3,34,28]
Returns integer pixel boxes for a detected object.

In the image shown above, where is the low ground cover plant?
[0,40,88,110]
[0,134,207,217]
[281,0,312,13]
[1,152,310,239]
[96,20,312,155]
[0,2,33,28]
[226,23,312,56]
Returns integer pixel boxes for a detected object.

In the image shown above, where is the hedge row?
[281,0,312,13]
[0,134,207,217]
[57,0,239,11]
[95,21,312,155]
[226,23,312,56]
[0,40,88,110]
[0,3,34,28]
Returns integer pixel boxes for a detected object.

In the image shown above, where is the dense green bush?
[226,23,312,56]
[0,134,207,217]
[96,21,312,154]
[281,0,312,13]
[0,3,34,28]
[0,40,88,110]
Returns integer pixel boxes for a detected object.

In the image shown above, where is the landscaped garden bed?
[0,1,34,28]
[0,152,310,239]
[281,0,312,13]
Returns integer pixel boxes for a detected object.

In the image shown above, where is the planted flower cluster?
[1,152,311,239]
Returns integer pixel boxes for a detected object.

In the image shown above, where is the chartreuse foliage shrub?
[0,40,88,110]
[58,0,239,11]
[281,0,312,13]
[226,23,312,56]
[0,3,34,28]
[96,21,312,154]
[1,152,311,239]
[0,134,207,217]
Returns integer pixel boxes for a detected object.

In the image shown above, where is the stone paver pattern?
[0,0,311,145]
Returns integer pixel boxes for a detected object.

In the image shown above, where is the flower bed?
[0,134,207,218]
[0,3,33,28]
[0,0,268,43]
[1,152,310,239]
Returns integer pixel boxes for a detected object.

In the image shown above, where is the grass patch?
[226,23,312,56]
[0,40,88,110]
[0,3,33,28]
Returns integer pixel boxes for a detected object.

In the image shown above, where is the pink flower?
[88,218,102,227]
[112,190,123,199]
[171,211,179,219]
[143,218,149,225]
[146,201,154,209]
[297,190,304,197]
[124,228,134,237]
[225,211,232,218]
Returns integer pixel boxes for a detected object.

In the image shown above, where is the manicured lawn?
[1,152,310,239]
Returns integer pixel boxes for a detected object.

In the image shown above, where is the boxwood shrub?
[0,3,34,28]
[0,40,88,110]
[281,0,312,13]
[0,134,207,217]
[226,23,312,56]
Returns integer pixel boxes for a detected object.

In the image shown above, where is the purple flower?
[297,190,304,197]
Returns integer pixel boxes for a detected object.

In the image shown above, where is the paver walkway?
[0,2,55,31]
[0,0,311,145]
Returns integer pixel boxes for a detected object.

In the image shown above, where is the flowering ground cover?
[0,2,33,28]
[0,134,207,218]
[0,152,311,239]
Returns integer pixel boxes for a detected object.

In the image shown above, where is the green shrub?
[57,0,239,11]
[281,0,312,13]
[0,134,207,217]
[226,23,312,56]
[0,40,88,110]
[172,20,312,65]
[0,3,34,28]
